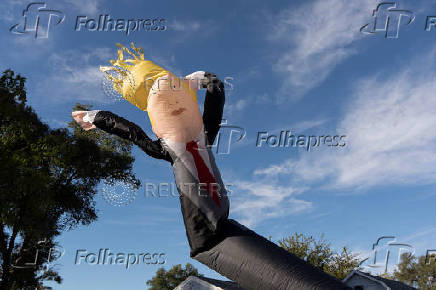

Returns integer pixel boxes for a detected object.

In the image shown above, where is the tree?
[146,263,203,290]
[277,233,360,280]
[0,69,140,289]
[392,253,436,289]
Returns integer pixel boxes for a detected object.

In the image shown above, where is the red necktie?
[186,141,221,207]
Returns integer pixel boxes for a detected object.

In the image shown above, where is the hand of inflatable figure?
[72,110,98,131]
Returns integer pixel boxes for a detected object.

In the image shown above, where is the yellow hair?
[100,43,197,126]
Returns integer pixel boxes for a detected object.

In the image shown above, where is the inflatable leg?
[193,219,350,290]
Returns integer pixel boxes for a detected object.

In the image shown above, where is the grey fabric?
[161,134,229,230]
[161,132,230,256]
[194,219,350,290]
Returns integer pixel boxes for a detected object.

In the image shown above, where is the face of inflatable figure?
[102,43,203,144]
[147,72,203,143]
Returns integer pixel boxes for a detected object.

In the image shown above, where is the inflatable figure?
[72,43,349,290]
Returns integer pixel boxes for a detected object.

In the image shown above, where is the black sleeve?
[92,111,172,163]
[201,72,225,146]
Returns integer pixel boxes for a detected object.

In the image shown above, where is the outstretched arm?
[202,72,225,146]
[185,71,225,145]
[72,110,172,163]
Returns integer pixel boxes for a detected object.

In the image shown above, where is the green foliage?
[392,253,436,289]
[277,233,360,280]
[0,69,140,289]
[68,103,133,158]
[146,263,203,290]
[378,271,394,279]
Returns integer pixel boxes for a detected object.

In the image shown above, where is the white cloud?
[170,20,202,32]
[36,47,115,104]
[229,179,312,227]
[167,19,218,42]
[291,119,328,133]
[0,0,29,22]
[63,0,102,14]
[255,50,436,190]
[225,99,248,115]
[33,45,185,107]
[270,0,379,100]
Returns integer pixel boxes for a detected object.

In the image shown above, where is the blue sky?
[2,0,436,288]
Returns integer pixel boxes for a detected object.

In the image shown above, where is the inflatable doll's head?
[100,43,203,143]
